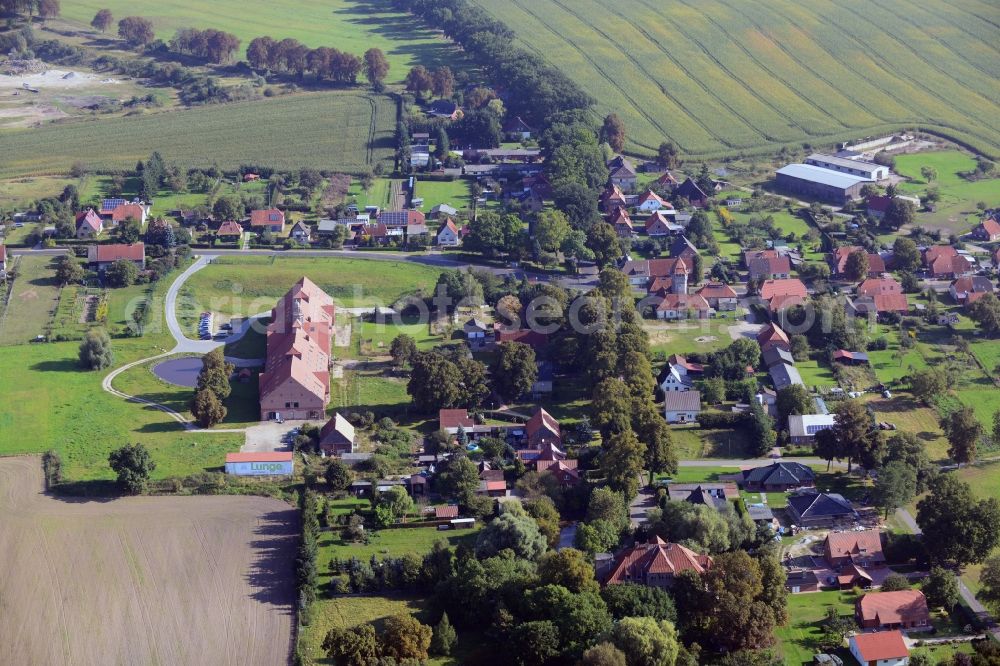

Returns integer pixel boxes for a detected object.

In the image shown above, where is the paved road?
[164,254,221,354]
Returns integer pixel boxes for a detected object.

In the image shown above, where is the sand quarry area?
[0,456,298,666]
[0,68,121,90]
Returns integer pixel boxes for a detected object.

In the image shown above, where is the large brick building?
[258,277,334,420]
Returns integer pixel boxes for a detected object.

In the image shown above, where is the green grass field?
[469,0,1000,158]
[0,340,244,481]
[0,255,62,345]
[776,590,857,665]
[414,179,472,213]
[0,91,396,177]
[59,0,460,86]
[183,256,446,313]
[894,151,1000,232]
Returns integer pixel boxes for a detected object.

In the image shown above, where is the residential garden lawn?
[0,175,78,208]
[670,424,752,459]
[184,256,446,313]
[58,2,462,86]
[910,642,975,663]
[355,316,444,358]
[795,359,837,390]
[776,590,858,666]
[658,466,741,484]
[867,395,950,462]
[468,2,1000,159]
[894,151,1000,233]
[0,91,397,177]
[413,179,472,213]
[347,177,394,211]
[0,340,244,482]
[741,489,788,509]
[644,314,739,358]
[317,524,479,563]
[730,210,812,238]
[299,593,483,666]
[969,338,1000,377]
[0,255,63,345]
[328,366,413,422]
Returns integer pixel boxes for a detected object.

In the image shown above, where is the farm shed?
[774,164,868,204]
[224,452,294,476]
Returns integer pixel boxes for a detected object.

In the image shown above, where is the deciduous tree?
[844,249,869,281]
[916,474,1000,568]
[362,47,389,89]
[600,114,626,153]
[78,327,114,370]
[579,642,627,666]
[322,624,379,666]
[610,616,678,666]
[874,460,917,518]
[601,429,646,500]
[431,66,454,98]
[943,406,982,465]
[91,8,113,32]
[601,583,677,622]
[475,512,547,560]
[893,237,921,271]
[968,292,1000,337]
[380,613,431,661]
[404,65,433,95]
[491,341,537,402]
[389,333,417,368]
[108,443,156,494]
[118,16,155,47]
[539,548,599,594]
[924,566,960,610]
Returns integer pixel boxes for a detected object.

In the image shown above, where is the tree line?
[246,36,363,83]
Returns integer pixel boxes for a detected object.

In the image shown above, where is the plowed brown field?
[0,456,298,665]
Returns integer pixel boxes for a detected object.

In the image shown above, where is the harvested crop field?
[0,456,298,666]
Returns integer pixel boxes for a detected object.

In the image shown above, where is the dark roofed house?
[380,210,426,227]
[769,362,804,390]
[761,346,795,368]
[785,569,820,594]
[663,390,701,423]
[503,115,533,140]
[607,156,638,192]
[428,99,460,119]
[741,461,815,491]
[669,235,698,263]
[667,483,738,511]
[674,178,708,207]
[494,324,548,351]
[786,492,856,528]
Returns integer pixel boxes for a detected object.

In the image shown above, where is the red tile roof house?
[972,216,1000,242]
[600,183,628,214]
[645,211,674,237]
[621,257,691,290]
[950,275,994,306]
[536,459,581,486]
[655,293,711,320]
[318,413,356,455]
[849,629,909,666]
[608,207,634,238]
[923,245,973,278]
[216,220,244,238]
[600,537,712,589]
[757,322,791,353]
[760,278,808,314]
[824,529,885,568]
[525,407,561,448]
[828,246,886,278]
[436,218,461,246]
[856,590,931,631]
[696,282,738,310]
[87,243,146,272]
[76,208,103,239]
[636,189,668,213]
[110,203,147,228]
[493,324,549,351]
[745,249,791,280]
[250,208,286,233]
[258,277,335,420]
[849,276,910,317]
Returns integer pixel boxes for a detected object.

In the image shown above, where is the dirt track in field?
[0,456,298,666]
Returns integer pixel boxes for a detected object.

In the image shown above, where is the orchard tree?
[78,328,114,370]
[910,367,950,404]
[91,8,113,32]
[54,255,84,285]
[108,443,156,494]
[104,258,139,287]
[389,333,417,368]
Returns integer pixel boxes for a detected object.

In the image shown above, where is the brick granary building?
[259,277,335,420]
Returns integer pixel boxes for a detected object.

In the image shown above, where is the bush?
[696,411,751,428]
